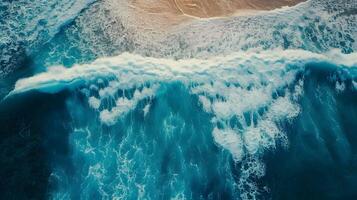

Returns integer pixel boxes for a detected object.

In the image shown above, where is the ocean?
[1,0,356,199]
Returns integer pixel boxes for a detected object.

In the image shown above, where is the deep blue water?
[1,0,357,200]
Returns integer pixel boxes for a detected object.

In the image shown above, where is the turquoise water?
[1,0,357,199]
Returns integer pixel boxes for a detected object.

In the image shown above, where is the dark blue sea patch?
[0,92,72,199]
[263,63,357,200]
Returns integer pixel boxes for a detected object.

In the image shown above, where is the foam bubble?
[88,96,101,109]
[335,81,346,92]
[213,127,243,161]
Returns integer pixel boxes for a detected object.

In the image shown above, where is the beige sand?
[131,0,306,18]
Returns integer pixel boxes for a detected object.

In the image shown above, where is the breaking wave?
[5,50,357,199]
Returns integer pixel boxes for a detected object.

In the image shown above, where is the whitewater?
[1,0,357,199]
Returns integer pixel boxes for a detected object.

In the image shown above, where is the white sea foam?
[11,49,357,96]
[213,127,244,161]
[99,84,158,125]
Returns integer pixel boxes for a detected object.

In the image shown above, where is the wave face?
[1,0,357,200]
[4,51,357,199]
